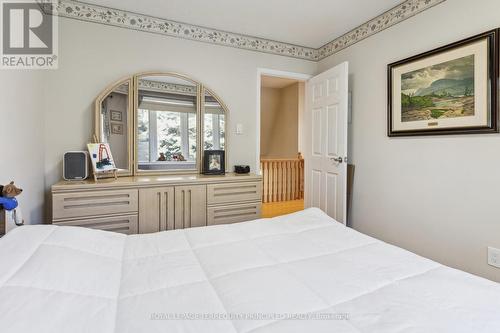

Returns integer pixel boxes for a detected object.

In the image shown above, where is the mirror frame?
[201,86,229,172]
[93,72,230,177]
[94,76,134,176]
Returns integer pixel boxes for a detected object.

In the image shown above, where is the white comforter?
[0,208,499,333]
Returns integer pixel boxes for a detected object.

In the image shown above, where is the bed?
[1,208,499,333]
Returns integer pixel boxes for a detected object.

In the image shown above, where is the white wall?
[0,71,46,224]
[319,0,500,282]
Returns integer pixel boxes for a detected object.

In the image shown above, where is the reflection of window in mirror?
[100,82,129,170]
[204,91,225,151]
[137,76,197,171]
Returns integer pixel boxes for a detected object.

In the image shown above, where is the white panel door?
[304,62,348,224]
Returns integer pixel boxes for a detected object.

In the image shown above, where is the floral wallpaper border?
[41,0,445,61]
[139,79,197,96]
[316,0,446,58]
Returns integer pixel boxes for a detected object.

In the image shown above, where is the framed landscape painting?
[388,29,498,136]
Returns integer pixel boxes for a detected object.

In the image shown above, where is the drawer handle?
[214,212,257,219]
[214,206,257,214]
[213,185,257,191]
[214,191,257,197]
[80,220,130,228]
[64,194,130,202]
[64,201,131,209]
[106,227,130,233]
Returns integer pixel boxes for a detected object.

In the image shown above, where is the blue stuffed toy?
[0,196,18,210]
[0,181,22,211]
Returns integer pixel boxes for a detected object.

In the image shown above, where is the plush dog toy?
[0,181,23,211]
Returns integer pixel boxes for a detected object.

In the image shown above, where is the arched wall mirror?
[95,72,228,176]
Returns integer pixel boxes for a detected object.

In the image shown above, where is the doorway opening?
[258,71,309,218]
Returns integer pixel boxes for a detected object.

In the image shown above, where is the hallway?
[261,199,304,218]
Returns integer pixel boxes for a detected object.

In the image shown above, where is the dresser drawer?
[54,214,138,234]
[207,181,261,205]
[53,189,138,220]
[207,202,261,226]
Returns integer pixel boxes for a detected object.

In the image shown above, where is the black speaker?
[63,152,89,180]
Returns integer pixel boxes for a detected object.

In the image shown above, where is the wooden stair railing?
[260,154,304,203]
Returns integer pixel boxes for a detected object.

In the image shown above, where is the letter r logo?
[2,2,53,54]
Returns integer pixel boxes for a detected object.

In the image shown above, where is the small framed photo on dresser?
[203,150,225,175]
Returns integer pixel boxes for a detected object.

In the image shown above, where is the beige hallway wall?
[260,82,301,158]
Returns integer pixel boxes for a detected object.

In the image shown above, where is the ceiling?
[82,0,405,48]
[261,76,299,89]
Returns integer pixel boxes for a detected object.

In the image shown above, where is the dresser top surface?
[52,173,262,192]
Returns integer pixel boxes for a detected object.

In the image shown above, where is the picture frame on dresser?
[202,150,225,175]
[87,143,118,181]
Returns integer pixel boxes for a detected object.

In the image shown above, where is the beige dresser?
[51,173,262,234]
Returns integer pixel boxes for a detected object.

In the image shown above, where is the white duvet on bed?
[0,208,499,333]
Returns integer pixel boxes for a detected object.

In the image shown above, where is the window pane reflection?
[137,76,197,171]
[204,91,225,151]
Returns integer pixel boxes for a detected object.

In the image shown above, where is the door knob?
[330,156,343,163]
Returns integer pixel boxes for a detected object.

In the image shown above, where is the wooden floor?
[261,199,304,218]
